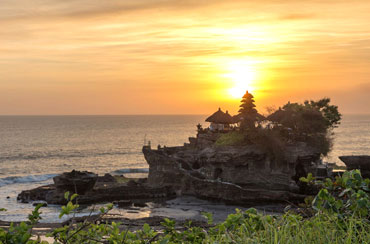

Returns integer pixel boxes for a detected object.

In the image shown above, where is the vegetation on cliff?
[215,91,341,158]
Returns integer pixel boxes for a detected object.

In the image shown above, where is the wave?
[111,168,149,175]
[0,150,141,162]
[0,174,58,187]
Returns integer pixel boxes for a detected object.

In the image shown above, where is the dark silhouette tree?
[304,98,341,128]
[267,98,341,156]
[238,91,258,130]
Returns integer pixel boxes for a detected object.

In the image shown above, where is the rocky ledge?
[17,171,176,205]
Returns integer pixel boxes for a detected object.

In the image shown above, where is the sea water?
[0,114,369,222]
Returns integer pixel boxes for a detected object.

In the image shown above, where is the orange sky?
[0,0,369,115]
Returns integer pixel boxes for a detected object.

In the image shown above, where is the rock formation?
[143,133,326,205]
[18,172,175,205]
[53,170,98,195]
[339,156,370,178]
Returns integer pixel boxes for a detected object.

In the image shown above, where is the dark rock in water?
[132,200,147,207]
[17,177,176,205]
[32,201,47,207]
[18,185,60,204]
[114,200,132,208]
[339,155,370,178]
[53,170,98,195]
[6,196,10,199]
[97,173,116,183]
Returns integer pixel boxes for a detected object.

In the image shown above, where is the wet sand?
[1,196,286,237]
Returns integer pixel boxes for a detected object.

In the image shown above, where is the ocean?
[0,114,369,222]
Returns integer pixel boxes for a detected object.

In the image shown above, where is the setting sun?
[225,60,257,98]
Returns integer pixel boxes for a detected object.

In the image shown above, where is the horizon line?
[0,113,369,116]
[0,113,208,116]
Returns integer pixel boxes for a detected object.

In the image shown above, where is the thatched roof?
[266,109,286,123]
[232,113,266,123]
[205,108,233,124]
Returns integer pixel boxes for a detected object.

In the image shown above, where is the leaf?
[143,223,150,233]
[339,188,351,197]
[299,177,309,183]
[70,193,78,201]
[106,203,113,210]
[64,191,70,200]
[201,212,214,225]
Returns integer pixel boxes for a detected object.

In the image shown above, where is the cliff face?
[143,138,321,204]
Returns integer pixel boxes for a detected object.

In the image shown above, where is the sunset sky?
[1,0,369,115]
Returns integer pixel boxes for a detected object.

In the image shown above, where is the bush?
[246,127,287,167]
[301,169,370,218]
[215,131,245,146]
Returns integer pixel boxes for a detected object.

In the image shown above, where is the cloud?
[0,0,222,21]
[279,13,316,21]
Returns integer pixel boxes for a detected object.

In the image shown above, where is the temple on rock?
[205,108,234,131]
[142,91,337,204]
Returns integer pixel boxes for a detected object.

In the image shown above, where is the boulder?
[97,173,116,183]
[53,170,98,195]
[114,200,132,208]
[339,155,370,178]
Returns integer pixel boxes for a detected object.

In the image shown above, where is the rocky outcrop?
[143,141,322,204]
[97,173,117,183]
[339,156,370,178]
[18,171,175,205]
[53,170,98,195]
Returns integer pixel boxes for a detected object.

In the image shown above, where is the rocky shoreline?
[17,171,176,206]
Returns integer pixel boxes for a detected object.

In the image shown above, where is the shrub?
[302,169,370,218]
[215,131,245,146]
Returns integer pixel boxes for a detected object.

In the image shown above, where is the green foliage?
[201,212,214,225]
[214,131,245,146]
[299,173,315,184]
[0,203,47,244]
[59,192,79,218]
[311,170,370,218]
[246,127,286,166]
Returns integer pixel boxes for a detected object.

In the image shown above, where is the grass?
[215,131,245,146]
[203,211,370,244]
